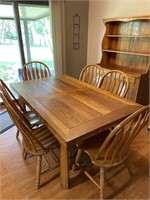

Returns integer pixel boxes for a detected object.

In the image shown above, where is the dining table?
[10,75,142,189]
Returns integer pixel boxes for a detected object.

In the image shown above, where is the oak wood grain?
[100,16,150,104]
[0,124,149,199]
[10,75,142,189]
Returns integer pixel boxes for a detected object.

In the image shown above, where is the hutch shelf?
[99,16,150,105]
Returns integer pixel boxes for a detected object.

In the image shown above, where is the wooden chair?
[79,64,104,87]
[97,70,129,97]
[22,61,51,81]
[74,105,149,199]
[0,79,41,139]
[0,91,60,189]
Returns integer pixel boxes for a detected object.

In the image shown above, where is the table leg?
[60,143,69,189]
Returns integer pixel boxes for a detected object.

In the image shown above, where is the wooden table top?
[10,75,141,145]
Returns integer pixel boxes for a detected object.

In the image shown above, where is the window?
[0,3,21,83]
[19,4,54,75]
[0,2,54,84]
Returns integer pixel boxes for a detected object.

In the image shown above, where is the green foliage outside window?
[0,16,54,82]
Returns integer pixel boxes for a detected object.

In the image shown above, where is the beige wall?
[87,0,150,64]
[65,0,89,78]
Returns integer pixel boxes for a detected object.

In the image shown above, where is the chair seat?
[0,81,59,189]
[77,130,126,167]
[23,125,59,155]
[75,105,149,199]
[77,130,111,166]
[24,111,41,127]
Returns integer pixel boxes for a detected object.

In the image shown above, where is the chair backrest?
[95,105,150,166]
[0,79,24,113]
[98,70,129,97]
[0,91,46,154]
[79,64,104,87]
[22,61,51,81]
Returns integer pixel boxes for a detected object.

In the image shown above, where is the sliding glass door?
[0,3,21,83]
[19,4,54,75]
[0,2,54,84]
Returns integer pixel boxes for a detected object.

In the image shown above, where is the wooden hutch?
[99,16,150,105]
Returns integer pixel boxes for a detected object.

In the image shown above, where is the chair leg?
[22,148,27,159]
[36,155,42,189]
[43,155,51,168]
[100,167,104,200]
[16,129,19,139]
[72,148,82,170]
[124,160,133,178]
[68,146,78,169]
